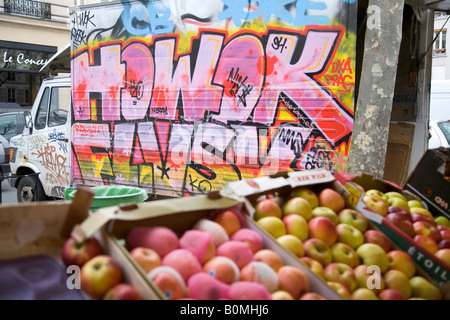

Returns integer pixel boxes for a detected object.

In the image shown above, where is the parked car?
[0,134,10,179]
[0,111,27,142]
[428,120,450,149]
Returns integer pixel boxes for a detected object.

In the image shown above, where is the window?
[435,11,448,18]
[48,87,70,127]
[35,87,49,130]
[0,114,18,136]
[434,29,447,55]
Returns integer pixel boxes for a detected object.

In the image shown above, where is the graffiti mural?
[70,0,356,197]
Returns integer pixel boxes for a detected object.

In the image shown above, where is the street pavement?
[0,180,17,204]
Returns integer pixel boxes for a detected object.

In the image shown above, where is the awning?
[39,43,70,74]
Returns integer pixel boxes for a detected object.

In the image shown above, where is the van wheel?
[17,176,47,202]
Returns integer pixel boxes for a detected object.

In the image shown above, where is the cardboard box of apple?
[341,173,450,288]
[0,187,159,300]
[61,236,142,300]
[233,170,448,300]
[74,192,343,300]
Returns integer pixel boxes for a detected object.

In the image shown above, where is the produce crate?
[223,169,449,300]
[74,190,343,300]
[404,148,450,220]
[0,187,160,300]
[341,173,450,290]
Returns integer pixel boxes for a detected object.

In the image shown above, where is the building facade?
[432,11,450,80]
[0,0,113,109]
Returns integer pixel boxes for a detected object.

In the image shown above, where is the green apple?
[327,281,352,300]
[410,207,434,218]
[324,262,357,293]
[276,234,304,258]
[300,257,325,279]
[362,194,388,216]
[384,191,408,202]
[435,215,450,228]
[407,200,424,209]
[303,238,332,267]
[335,223,364,249]
[365,189,389,206]
[290,188,319,209]
[256,216,287,238]
[356,243,389,273]
[282,197,313,221]
[354,264,385,294]
[330,242,360,268]
[351,288,379,300]
[383,269,412,299]
[283,214,309,241]
[387,197,410,213]
[311,206,339,225]
[338,208,369,233]
[409,276,442,300]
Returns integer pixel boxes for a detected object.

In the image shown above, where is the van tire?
[17,175,47,202]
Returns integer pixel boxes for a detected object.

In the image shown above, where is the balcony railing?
[4,0,51,20]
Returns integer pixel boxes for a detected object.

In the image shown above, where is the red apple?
[414,235,438,253]
[387,206,412,221]
[61,236,104,268]
[80,255,123,299]
[386,250,416,279]
[254,199,282,221]
[437,224,450,232]
[440,229,450,241]
[385,213,415,238]
[438,239,450,250]
[410,212,437,226]
[378,288,406,300]
[435,248,450,265]
[413,221,442,243]
[130,247,162,273]
[103,283,142,300]
[308,216,338,246]
[318,188,346,213]
[364,229,391,252]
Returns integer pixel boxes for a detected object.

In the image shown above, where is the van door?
[29,85,71,199]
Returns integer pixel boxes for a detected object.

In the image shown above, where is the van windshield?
[437,121,450,144]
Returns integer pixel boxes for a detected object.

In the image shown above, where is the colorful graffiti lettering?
[70,0,356,197]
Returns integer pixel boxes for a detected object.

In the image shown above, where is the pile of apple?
[61,236,142,300]
[124,207,329,300]
[362,189,450,264]
[252,187,445,300]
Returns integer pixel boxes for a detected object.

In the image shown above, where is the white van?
[8,75,71,202]
[429,80,450,121]
[428,80,450,149]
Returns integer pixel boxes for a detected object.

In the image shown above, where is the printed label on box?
[223,176,289,197]
[287,169,334,187]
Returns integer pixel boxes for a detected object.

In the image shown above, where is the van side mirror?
[24,111,33,134]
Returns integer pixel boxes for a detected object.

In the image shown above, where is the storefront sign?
[0,42,56,73]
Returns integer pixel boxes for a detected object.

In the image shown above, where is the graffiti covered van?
[10,0,357,201]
